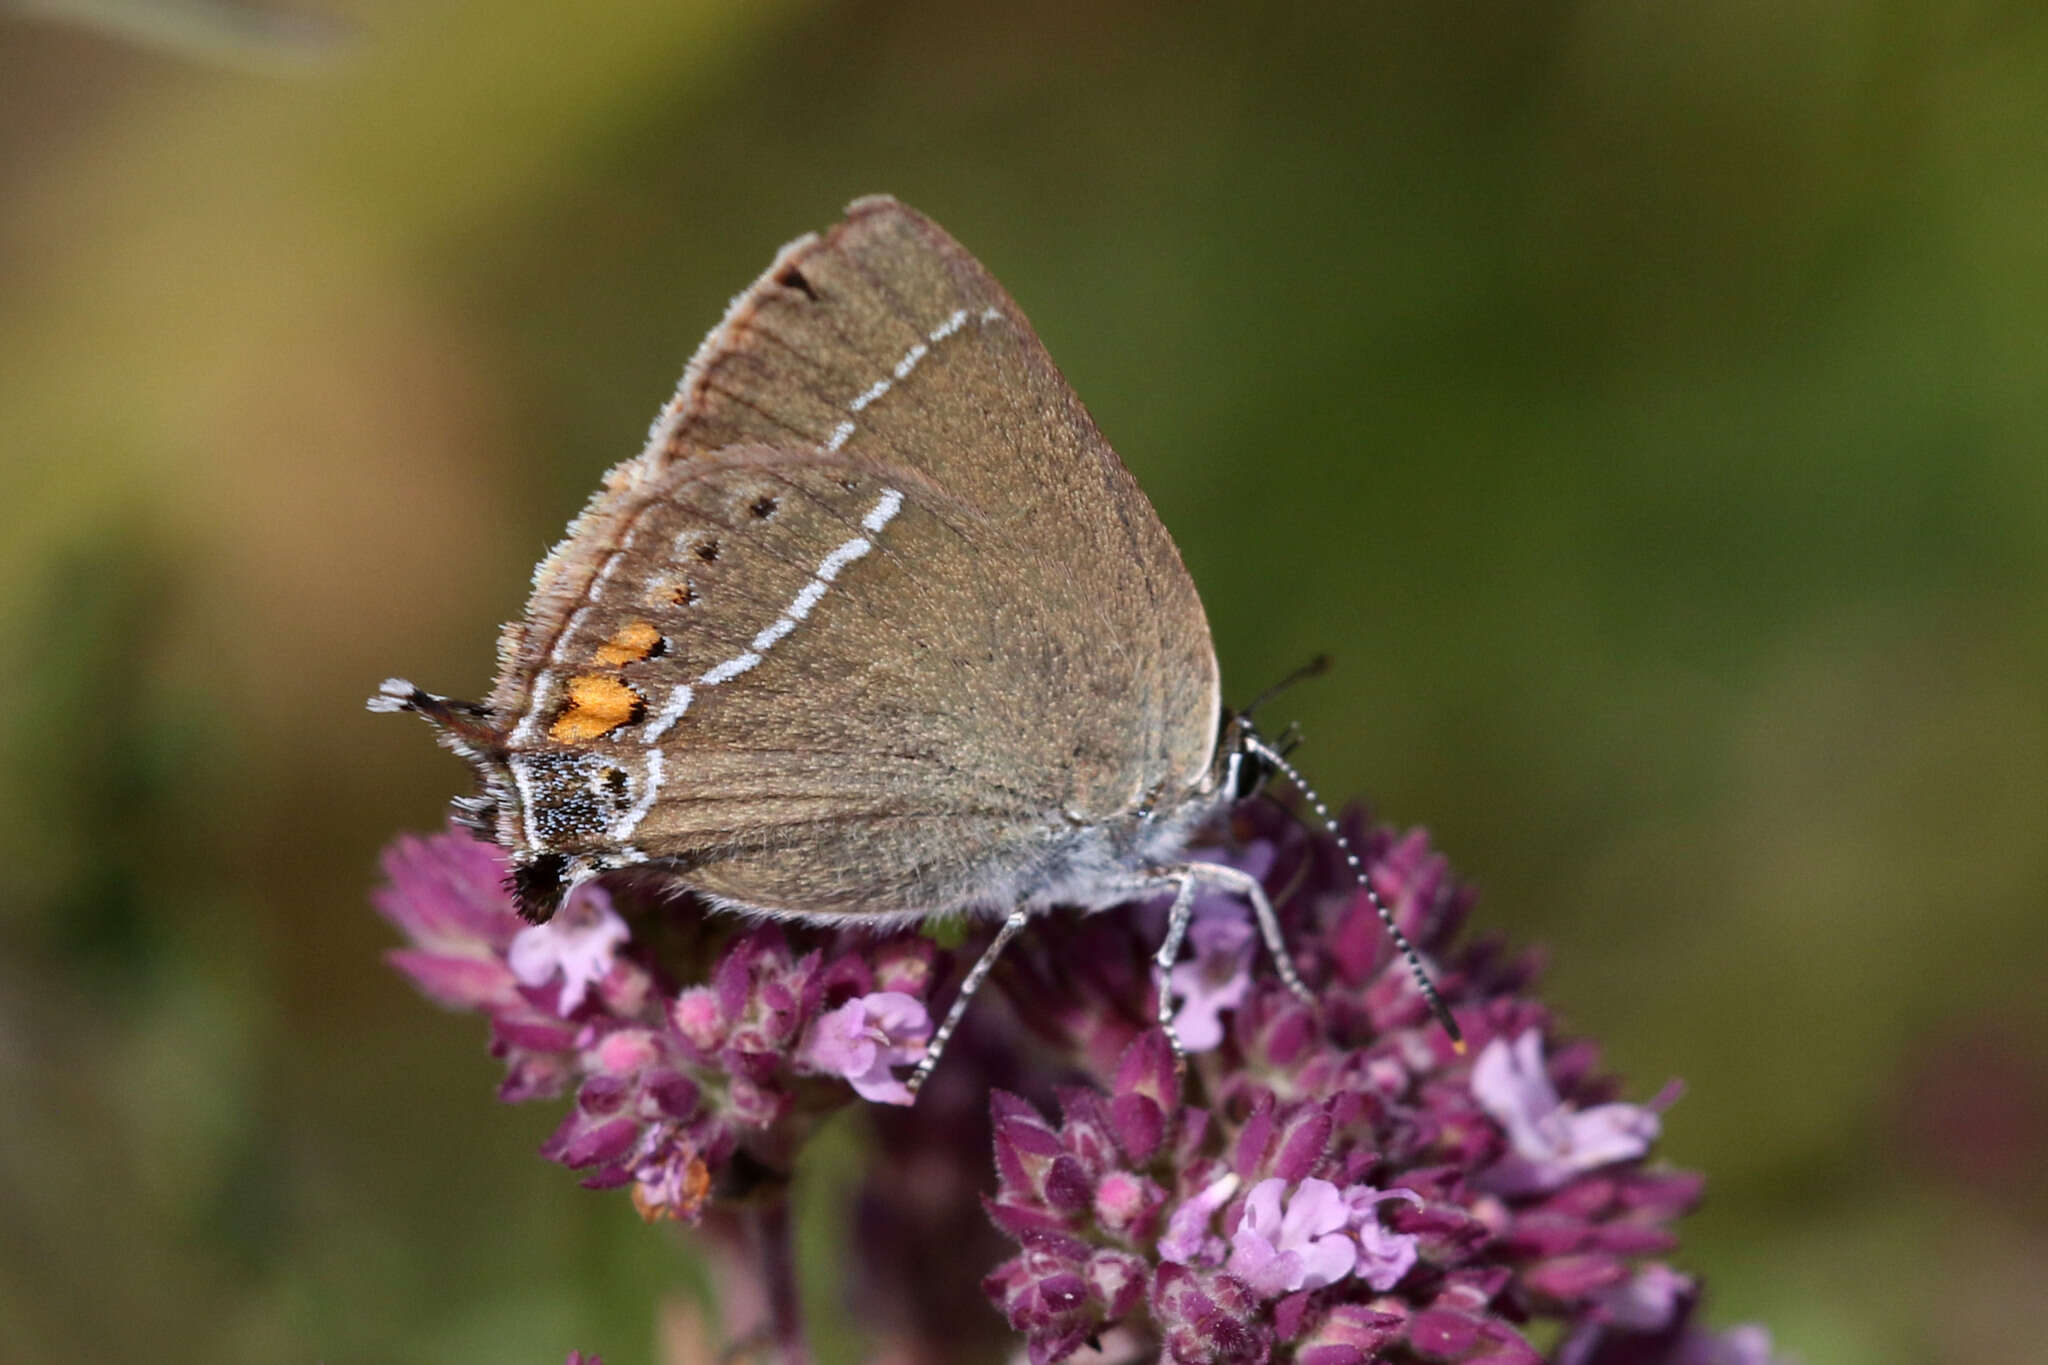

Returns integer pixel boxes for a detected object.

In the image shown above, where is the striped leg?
[1150,871,1200,1067]
[907,908,1029,1098]
[1182,861,1315,1004]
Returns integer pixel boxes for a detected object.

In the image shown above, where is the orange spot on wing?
[549,675,643,742]
[593,620,663,665]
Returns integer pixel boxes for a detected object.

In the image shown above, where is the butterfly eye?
[1227,745,1272,801]
[1219,718,1278,802]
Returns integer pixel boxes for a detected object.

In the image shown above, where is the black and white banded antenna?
[1241,731,1466,1054]
[1240,653,1333,721]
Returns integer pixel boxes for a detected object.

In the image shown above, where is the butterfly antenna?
[1242,735,1465,1053]
[1241,653,1332,721]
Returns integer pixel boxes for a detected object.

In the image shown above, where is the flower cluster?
[372,827,937,1219]
[370,798,1786,1364]
[977,802,1783,1365]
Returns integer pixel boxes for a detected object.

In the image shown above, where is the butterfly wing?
[482,198,1220,920]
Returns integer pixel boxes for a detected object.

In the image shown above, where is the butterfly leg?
[908,907,1031,1098]
[1184,861,1316,1005]
[1150,870,1201,1068]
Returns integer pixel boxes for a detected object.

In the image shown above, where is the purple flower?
[372,825,941,1222]
[372,829,525,1010]
[1473,1028,1662,1195]
[974,804,1729,1365]
[797,991,932,1105]
[1095,1168,1168,1237]
[373,792,1782,1365]
[1553,1263,1792,1365]
[1162,844,1273,1054]
[1160,1173,1240,1265]
[1344,1184,1423,1292]
[1153,1261,1273,1365]
[507,883,630,1014]
[1167,1174,1421,1300]
[1225,1177,1358,1296]
[1592,1263,1694,1332]
[1168,903,1258,1052]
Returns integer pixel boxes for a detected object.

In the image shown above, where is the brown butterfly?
[373,197,1455,1090]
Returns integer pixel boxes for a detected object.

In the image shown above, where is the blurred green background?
[3,1,2045,1361]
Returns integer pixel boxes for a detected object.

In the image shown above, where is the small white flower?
[507,884,630,1015]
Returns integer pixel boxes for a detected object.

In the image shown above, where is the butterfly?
[374,197,1456,1090]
